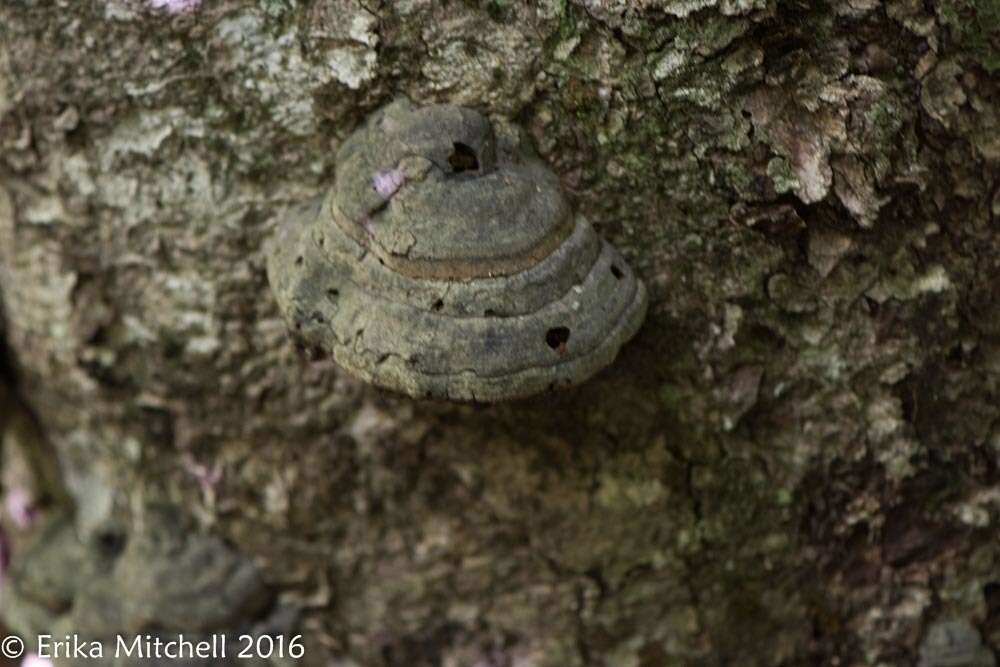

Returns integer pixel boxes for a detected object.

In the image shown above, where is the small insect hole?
[545,326,570,351]
[327,288,340,299]
[448,142,479,173]
[93,529,126,559]
[295,256,304,266]
[611,264,623,280]
[317,235,325,247]
[483,309,498,317]
[432,299,444,311]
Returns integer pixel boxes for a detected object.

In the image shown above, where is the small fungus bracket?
[267,98,648,402]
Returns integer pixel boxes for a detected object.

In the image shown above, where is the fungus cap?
[267,99,647,402]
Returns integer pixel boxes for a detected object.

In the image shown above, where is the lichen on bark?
[1,0,999,665]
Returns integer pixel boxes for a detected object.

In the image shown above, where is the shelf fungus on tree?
[266,98,648,402]
[1,509,298,662]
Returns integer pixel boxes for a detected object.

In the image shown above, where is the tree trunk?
[1,0,998,665]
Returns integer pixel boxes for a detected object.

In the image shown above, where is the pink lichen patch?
[23,654,54,667]
[181,453,223,505]
[4,488,37,530]
[0,527,9,575]
[147,0,201,14]
[372,168,406,199]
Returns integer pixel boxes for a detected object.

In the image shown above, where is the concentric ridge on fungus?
[266,98,648,402]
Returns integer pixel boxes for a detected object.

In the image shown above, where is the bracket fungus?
[267,99,648,402]
[1,510,295,660]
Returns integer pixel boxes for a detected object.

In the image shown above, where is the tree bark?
[1,0,999,665]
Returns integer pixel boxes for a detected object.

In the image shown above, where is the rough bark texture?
[1,0,999,665]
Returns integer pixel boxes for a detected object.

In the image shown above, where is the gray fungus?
[1,509,297,665]
[918,619,996,667]
[267,98,648,402]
